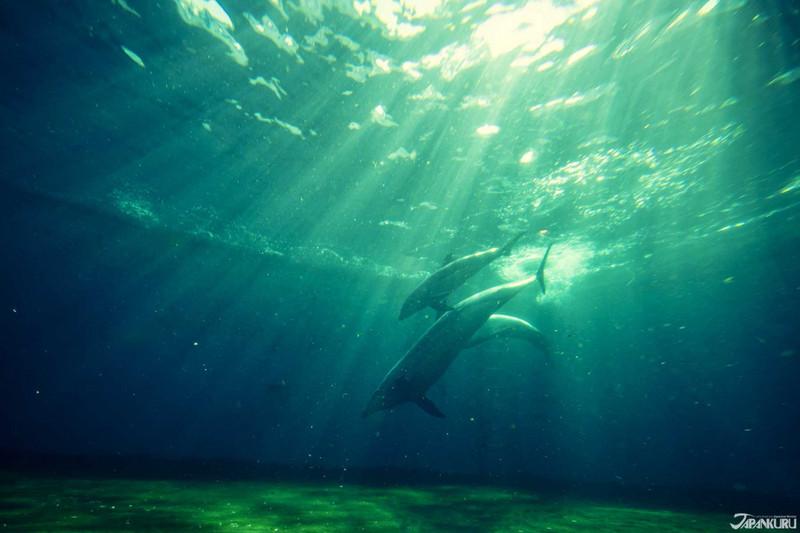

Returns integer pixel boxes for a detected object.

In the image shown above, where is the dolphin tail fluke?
[500,231,527,256]
[416,396,445,418]
[536,243,553,294]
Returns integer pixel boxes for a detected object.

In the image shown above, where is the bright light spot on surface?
[249,76,287,100]
[779,175,800,194]
[177,0,248,66]
[371,105,398,127]
[353,0,370,16]
[460,95,491,109]
[254,113,304,138]
[474,1,578,58]
[476,124,500,136]
[403,0,443,18]
[375,57,392,72]
[767,68,800,87]
[566,45,597,66]
[697,0,718,16]
[379,219,410,229]
[113,0,141,17]
[665,9,689,32]
[545,97,564,108]
[564,94,585,106]
[410,84,446,101]
[245,12,302,61]
[387,147,417,161]
[421,43,476,80]
[718,222,746,232]
[532,38,565,61]
[612,22,653,59]
[537,61,555,72]
[519,150,536,164]
[401,61,423,79]
[269,0,289,19]
[121,45,145,68]
[510,56,537,69]
[461,0,486,13]
[497,241,595,296]
[178,0,233,29]
[372,0,427,39]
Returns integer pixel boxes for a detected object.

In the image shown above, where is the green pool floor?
[0,472,732,532]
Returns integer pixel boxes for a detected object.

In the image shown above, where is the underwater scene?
[1,0,799,531]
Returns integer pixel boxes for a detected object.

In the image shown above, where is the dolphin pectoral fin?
[536,243,554,294]
[416,396,445,418]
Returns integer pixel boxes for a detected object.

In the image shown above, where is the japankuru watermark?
[730,514,797,530]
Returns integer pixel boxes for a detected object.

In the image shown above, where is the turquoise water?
[0,0,798,529]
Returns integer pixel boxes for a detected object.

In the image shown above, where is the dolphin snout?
[362,393,384,418]
[362,403,381,419]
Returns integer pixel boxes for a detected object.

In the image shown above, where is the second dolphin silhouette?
[365,244,553,418]
[399,232,527,320]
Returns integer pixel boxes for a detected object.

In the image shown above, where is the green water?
[0,0,798,529]
[0,473,728,532]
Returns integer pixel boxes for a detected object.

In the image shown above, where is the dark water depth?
[1,0,799,528]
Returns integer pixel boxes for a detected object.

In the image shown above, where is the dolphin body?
[364,244,553,418]
[466,314,550,356]
[399,232,527,320]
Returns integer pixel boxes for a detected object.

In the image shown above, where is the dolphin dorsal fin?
[536,243,553,294]
[499,231,526,256]
[416,396,445,418]
[441,253,455,266]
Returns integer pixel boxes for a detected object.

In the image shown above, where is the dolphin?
[364,243,553,418]
[399,231,527,320]
[466,314,551,356]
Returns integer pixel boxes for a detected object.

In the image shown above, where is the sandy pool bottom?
[0,472,731,532]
